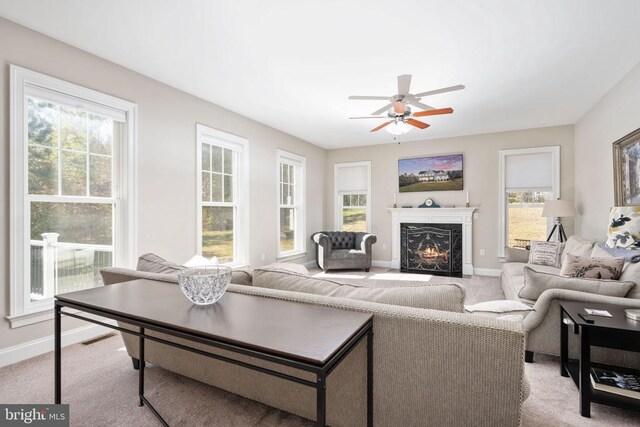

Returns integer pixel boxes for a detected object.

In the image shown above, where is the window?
[340,193,368,232]
[197,124,249,266]
[498,146,560,257]
[334,162,371,232]
[9,66,136,325]
[277,150,306,258]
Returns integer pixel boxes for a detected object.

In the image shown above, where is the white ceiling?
[2,0,640,149]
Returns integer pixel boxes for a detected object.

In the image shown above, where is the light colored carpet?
[308,267,505,304]
[1,334,638,426]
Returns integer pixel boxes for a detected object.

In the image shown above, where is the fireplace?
[400,223,463,277]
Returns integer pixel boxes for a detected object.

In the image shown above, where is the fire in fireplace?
[400,223,463,277]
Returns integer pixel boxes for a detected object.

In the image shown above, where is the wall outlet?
[479,249,486,256]
[382,243,387,250]
[261,253,266,261]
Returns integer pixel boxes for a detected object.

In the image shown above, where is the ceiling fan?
[348,74,464,135]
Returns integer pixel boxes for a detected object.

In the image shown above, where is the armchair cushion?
[519,266,635,301]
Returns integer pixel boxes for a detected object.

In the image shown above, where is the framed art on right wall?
[613,127,640,206]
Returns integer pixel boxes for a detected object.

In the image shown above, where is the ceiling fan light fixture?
[392,101,405,115]
[385,120,411,135]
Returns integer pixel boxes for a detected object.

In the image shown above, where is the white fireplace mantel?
[387,207,477,275]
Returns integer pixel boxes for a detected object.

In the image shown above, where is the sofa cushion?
[559,253,624,280]
[519,266,635,301]
[501,262,561,279]
[252,268,465,312]
[137,253,185,274]
[258,262,309,276]
[331,249,368,260]
[505,247,530,263]
[528,241,564,268]
[561,236,597,264]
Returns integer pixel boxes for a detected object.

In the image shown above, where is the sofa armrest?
[355,233,377,254]
[312,232,333,255]
[100,267,178,285]
[523,288,640,332]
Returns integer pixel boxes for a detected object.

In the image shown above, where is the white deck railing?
[30,233,113,300]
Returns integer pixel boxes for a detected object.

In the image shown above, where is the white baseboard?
[0,320,117,368]
[371,260,392,268]
[473,268,501,277]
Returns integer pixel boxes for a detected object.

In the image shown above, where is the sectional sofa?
[501,236,640,368]
[101,258,528,427]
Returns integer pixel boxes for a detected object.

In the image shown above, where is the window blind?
[505,152,553,191]
[336,165,368,192]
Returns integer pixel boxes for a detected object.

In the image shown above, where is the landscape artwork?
[398,154,463,192]
[613,128,640,206]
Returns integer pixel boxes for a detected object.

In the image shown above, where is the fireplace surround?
[388,207,476,275]
[400,223,462,277]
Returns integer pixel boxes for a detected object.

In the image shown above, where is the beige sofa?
[501,237,640,367]
[101,263,528,427]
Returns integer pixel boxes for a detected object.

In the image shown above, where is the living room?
[1,1,640,426]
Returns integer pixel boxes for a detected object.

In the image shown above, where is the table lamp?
[542,199,576,242]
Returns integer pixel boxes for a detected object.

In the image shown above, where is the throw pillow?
[505,247,530,263]
[528,241,564,268]
[519,266,635,300]
[560,253,624,280]
[561,236,596,265]
[591,243,640,299]
[137,253,185,274]
[606,206,640,250]
[465,300,533,313]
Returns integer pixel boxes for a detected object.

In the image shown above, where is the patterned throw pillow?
[528,240,564,268]
[606,206,640,250]
[560,253,624,280]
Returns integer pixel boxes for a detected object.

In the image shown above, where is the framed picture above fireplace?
[398,153,463,193]
[613,127,640,206]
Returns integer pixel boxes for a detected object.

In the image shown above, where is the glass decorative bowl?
[178,266,232,305]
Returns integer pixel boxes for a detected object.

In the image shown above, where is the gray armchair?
[311,231,377,272]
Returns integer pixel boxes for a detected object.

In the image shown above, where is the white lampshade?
[542,199,575,218]
[385,120,411,135]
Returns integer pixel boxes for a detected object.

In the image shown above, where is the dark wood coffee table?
[559,301,640,417]
[54,279,373,426]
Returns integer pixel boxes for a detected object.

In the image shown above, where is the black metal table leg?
[54,302,61,404]
[560,308,569,377]
[367,329,373,427]
[579,325,591,417]
[316,374,326,426]
[139,327,145,407]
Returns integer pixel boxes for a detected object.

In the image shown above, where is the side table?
[560,301,640,417]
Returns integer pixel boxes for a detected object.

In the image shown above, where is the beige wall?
[574,62,640,239]
[325,125,575,271]
[0,18,325,350]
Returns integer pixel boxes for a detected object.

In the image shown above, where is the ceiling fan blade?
[348,95,391,100]
[406,119,430,129]
[371,103,392,116]
[415,84,465,98]
[407,99,435,111]
[397,74,412,95]
[349,116,388,119]
[370,121,392,132]
[413,107,454,117]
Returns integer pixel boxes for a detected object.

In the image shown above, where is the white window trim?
[334,161,372,231]
[8,65,137,327]
[196,124,249,268]
[276,150,306,259]
[498,146,560,259]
